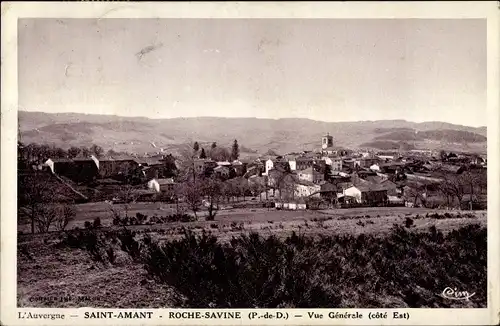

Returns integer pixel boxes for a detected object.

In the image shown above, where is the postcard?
[1,1,499,325]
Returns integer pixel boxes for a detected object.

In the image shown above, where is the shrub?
[84,221,92,229]
[106,246,116,264]
[404,217,414,228]
[60,229,107,263]
[139,224,486,308]
[117,228,142,261]
[93,217,102,229]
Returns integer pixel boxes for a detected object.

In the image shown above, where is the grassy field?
[18,201,488,236]
[17,206,487,308]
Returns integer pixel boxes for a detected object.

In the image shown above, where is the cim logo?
[441,287,476,301]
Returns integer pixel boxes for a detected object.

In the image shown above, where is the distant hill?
[18,111,487,155]
[374,129,487,143]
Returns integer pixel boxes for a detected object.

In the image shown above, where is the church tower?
[321,133,333,149]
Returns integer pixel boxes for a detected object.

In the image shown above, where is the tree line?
[192,139,240,162]
[18,142,116,165]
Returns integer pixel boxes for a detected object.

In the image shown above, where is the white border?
[1,2,499,325]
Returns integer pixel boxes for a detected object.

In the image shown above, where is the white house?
[288,160,297,171]
[325,157,343,171]
[369,163,381,172]
[147,178,176,193]
[265,159,274,175]
[343,186,363,203]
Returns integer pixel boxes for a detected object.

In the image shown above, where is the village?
[17,131,488,231]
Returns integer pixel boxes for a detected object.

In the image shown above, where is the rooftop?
[155,178,176,185]
[99,155,136,162]
[135,157,164,165]
[46,158,73,163]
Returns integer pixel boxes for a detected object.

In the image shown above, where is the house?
[141,166,159,180]
[359,155,381,168]
[73,156,100,181]
[217,161,232,167]
[295,181,321,198]
[297,166,324,184]
[379,162,406,174]
[293,157,315,171]
[376,151,399,161]
[341,183,388,205]
[330,170,350,178]
[134,157,164,167]
[97,155,139,179]
[231,160,246,176]
[147,178,176,194]
[45,156,100,182]
[134,157,166,179]
[323,156,343,171]
[319,182,338,203]
[343,158,360,170]
[193,159,217,175]
[214,165,230,178]
[387,195,405,206]
[44,158,74,175]
[243,165,261,178]
[132,189,158,201]
[369,163,381,172]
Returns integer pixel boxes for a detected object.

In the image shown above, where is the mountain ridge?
[18,111,487,156]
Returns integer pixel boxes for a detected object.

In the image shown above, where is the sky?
[18,18,486,127]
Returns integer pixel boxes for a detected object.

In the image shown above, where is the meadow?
[17,205,487,308]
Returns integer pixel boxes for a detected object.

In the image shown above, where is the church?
[321,133,337,156]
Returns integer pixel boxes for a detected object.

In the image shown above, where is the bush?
[140,224,486,308]
[117,228,142,261]
[165,214,195,223]
[404,217,414,228]
[60,229,107,263]
[84,221,92,229]
[93,217,102,229]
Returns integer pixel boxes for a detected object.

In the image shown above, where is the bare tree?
[405,182,427,208]
[236,177,250,201]
[90,144,104,158]
[180,179,202,219]
[108,202,122,225]
[177,145,198,182]
[249,180,263,201]
[269,169,295,203]
[202,176,222,221]
[18,172,56,234]
[119,185,138,219]
[433,167,465,209]
[35,205,58,233]
[54,204,76,231]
